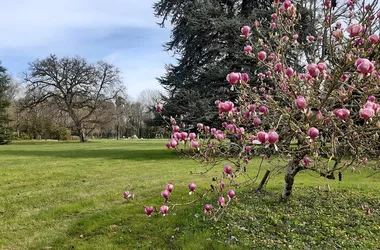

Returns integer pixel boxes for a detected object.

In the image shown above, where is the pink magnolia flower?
[160,205,169,216]
[227,190,235,199]
[156,104,163,112]
[307,35,315,42]
[224,165,232,175]
[244,45,252,54]
[188,183,196,194]
[144,206,154,216]
[295,96,307,110]
[248,104,255,111]
[271,13,278,19]
[259,105,269,115]
[303,157,311,166]
[285,67,294,77]
[308,127,319,139]
[241,26,251,37]
[226,72,241,85]
[267,131,279,144]
[204,204,212,214]
[124,191,131,199]
[307,64,320,77]
[191,140,199,148]
[166,184,174,193]
[218,182,225,192]
[258,51,267,61]
[369,34,379,44]
[254,117,261,127]
[169,138,178,148]
[364,101,375,109]
[334,109,350,120]
[368,96,376,102]
[317,62,327,72]
[274,63,283,72]
[172,125,180,132]
[283,0,292,9]
[218,101,234,112]
[270,23,276,30]
[241,73,249,83]
[360,108,375,120]
[189,133,196,140]
[218,196,225,207]
[293,34,299,40]
[161,189,170,201]
[204,126,210,133]
[197,123,204,130]
[257,131,268,143]
[355,58,374,74]
[347,24,363,37]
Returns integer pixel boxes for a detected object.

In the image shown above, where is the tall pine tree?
[0,62,12,144]
[154,0,316,127]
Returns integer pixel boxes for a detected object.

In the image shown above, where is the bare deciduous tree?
[23,55,123,142]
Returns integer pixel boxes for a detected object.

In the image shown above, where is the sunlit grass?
[0,140,379,249]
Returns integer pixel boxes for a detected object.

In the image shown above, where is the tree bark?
[78,125,87,143]
[280,153,306,200]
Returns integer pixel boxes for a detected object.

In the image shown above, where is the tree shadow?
[0,148,176,161]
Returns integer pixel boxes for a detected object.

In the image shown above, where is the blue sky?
[0,0,173,99]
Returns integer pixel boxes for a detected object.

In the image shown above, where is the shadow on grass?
[0,148,177,161]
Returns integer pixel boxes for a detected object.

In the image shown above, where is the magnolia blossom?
[160,205,169,216]
[346,24,363,37]
[303,157,311,166]
[218,196,225,207]
[218,101,234,112]
[295,96,307,110]
[204,204,212,214]
[226,72,240,85]
[360,108,375,120]
[144,206,154,216]
[308,127,319,139]
[257,131,268,143]
[355,58,374,74]
[307,64,320,77]
[267,131,279,144]
[369,34,379,44]
[161,189,170,201]
[156,104,163,112]
[334,109,350,120]
[188,183,196,194]
[166,184,174,193]
[244,45,252,54]
[241,26,251,37]
[124,191,131,199]
[224,165,232,175]
[258,51,267,61]
[227,190,235,199]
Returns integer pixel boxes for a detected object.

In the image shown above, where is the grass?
[0,140,379,249]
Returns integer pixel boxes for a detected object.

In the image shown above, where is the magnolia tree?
[129,0,380,218]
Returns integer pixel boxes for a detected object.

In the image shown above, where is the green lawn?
[0,140,379,249]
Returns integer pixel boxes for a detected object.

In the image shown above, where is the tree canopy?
[22,55,123,142]
[0,62,12,144]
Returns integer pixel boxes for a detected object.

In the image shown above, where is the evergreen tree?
[154,0,316,127]
[0,62,12,144]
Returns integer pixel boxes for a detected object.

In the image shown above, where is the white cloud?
[0,0,160,48]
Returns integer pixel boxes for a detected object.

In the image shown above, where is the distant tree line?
[0,56,167,144]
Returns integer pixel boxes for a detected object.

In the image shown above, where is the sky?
[0,0,174,100]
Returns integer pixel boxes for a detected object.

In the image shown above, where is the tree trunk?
[78,125,86,143]
[280,153,305,200]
